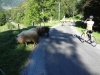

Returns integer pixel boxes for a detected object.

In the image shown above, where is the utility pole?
[42,0,45,26]
[72,5,74,18]
[58,2,60,20]
[73,10,74,18]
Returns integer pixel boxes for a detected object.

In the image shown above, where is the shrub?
[0,11,7,26]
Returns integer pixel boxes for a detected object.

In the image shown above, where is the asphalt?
[21,22,100,75]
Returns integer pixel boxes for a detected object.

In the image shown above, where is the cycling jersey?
[86,21,94,30]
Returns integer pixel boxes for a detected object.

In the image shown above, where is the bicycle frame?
[86,32,92,40]
[81,30,93,41]
[81,30,97,47]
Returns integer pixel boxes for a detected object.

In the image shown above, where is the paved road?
[21,22,100,75]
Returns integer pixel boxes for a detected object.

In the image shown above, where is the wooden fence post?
[32,22,34,27]
[18,24,20,33]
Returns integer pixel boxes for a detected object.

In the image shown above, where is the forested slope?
[0,0,100,31]
[83,0,100,31]
[9,0,82,26]
[0,0,25,10]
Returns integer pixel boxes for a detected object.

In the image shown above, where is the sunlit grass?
[92,32,100,44]
[0,29,33,75]
[0,22,17,32]
[34,21,61,27]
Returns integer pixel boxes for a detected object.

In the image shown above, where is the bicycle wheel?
[81,33,84,43]
[81,33,88,43]
[81,33,85,43]
[91,36,97,47]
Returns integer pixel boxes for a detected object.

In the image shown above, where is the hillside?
[9,0,68,25]
[0,0,25,10]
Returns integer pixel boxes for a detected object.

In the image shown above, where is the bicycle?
[81,29,97,47]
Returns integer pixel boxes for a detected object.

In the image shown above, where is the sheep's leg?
[32,40,36,47]
[46,32,49,37]
[25,42,27,46]
[33,40,38,47]
[33,44,35,47]
[32,42,37,47]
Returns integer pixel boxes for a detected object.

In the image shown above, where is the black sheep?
[36,26,50,37]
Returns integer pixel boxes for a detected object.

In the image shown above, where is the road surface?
[21,22,100,75]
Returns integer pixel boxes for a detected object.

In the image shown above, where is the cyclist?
[61,16,65,26]
[84,15,94,41]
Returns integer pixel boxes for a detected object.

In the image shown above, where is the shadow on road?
[45,27,94,75]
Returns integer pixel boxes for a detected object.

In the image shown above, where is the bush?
[0,11,7,26]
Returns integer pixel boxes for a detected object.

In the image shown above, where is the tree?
[8,0,85,25]
[83,0,100,31]
[0,11,7,26]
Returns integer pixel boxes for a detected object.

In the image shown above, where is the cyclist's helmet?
[89,15,93,19]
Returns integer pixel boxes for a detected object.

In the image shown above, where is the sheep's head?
[42,27,50,37]
[36,26,49,37]
[14,35,19,43]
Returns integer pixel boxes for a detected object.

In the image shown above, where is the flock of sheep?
[15,26,50,47]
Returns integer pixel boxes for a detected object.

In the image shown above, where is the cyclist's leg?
[88,30,93,41]
[87,30,91,40]
[62,21,64,26]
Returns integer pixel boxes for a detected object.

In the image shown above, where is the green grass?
[0,30,33,75]
[92,32,100,44]
[0,21,60,75]
[0,22,17,32]
[45,21,61,27]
